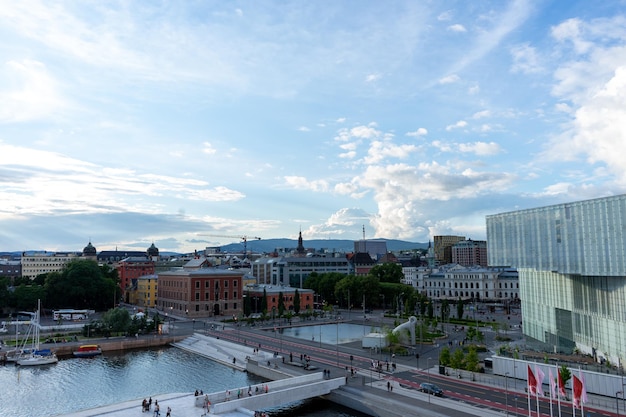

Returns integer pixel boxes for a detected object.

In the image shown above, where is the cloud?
[439,74,460,84]
[283,176,329,192]
[298,126,310,132]
[472,110,491,119]
[445,120,468,131]
[458,141,502,156]
[510,43,543,74]
[363,141,418,164]
[448,24,467,33]
[0,59,67,123]
[365,73,382,82]
[202,142,217,155]
[303,207,372,238]
[406,128,428,137]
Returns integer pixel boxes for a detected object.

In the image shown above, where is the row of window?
[425,281,519,289]
[194,279,239,289]
[428,290,518,298]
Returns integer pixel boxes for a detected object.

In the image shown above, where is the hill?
[220,238,427,254]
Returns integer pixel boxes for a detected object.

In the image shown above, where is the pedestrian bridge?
[195,373,345,415]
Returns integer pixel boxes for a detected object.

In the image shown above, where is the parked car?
[419,382,443,396]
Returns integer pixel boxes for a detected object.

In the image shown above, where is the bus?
[53,309,90,321]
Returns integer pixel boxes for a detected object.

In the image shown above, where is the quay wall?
[51,336,187,357]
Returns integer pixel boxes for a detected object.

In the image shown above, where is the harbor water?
[0,346,365,417]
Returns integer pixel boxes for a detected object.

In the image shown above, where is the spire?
[296,228,305,254]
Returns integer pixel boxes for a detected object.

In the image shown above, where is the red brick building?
[117,257,155,301]
[157,268,245,319]
[244,284,315,316]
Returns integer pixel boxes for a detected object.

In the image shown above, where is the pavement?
[56,316,620,417]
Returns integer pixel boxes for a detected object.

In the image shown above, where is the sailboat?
[16,300,58,366]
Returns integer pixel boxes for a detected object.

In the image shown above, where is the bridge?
[195,373,345,415]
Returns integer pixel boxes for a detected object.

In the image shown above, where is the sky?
[1,1,626,254]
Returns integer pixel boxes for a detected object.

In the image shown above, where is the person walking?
[165,407,171,417]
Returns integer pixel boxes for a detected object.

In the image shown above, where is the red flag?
[535,366,545,397]
[573,375,583,408]
[528,365,537,395]
[557,369,566,397]
[549,369,557,399]
[579,370,588,403]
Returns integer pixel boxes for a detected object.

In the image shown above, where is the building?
[354,239,387,261]
[157,267,245,319]
[117,257,155,300]
[98,249,151,264]
[127,274,158,309]
[486,194,626,365]
[252,254,350,288]
[421,264,518,302]
[451,239,488,267]
[349,252,376,276]
[0,260,21,282]
[244,284,315,316]
[21,251,82,278]
[433,235,465,265]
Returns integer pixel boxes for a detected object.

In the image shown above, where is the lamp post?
[617,390,623,417]
[427,357,433,404]
[505,372,509,416]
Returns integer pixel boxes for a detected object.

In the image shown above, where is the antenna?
[362,225,365,240]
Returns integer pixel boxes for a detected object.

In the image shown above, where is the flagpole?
[556,364,562,417]
[527,366,533,417]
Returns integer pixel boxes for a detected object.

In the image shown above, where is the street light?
[617,390,623,417]
[427,357,433,404]
[505,372,509,416]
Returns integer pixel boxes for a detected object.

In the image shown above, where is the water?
[0,347,365,417]
[278,323,379,344]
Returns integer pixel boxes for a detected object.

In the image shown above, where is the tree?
[465,346,480,372]
[439,346,451,366]
[427,301,434,319]
[13,284,46,310]
[102,307,131,334]
[457,297,464,320]
[278,291,285,317]
[440,299,450,322]
[559,365,571,387]
[368,263,404,283]
[293,289,300,314]
[261,288,268,314]
[451,349,465,375]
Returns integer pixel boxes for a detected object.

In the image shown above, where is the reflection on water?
[0,346,368,417]
[278,323,379,344]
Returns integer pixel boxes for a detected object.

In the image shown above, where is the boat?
[16,300,58,366]
[73,344,102,357]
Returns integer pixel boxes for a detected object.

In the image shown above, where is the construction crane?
[199,234,261,257]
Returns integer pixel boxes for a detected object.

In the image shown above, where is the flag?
[557,368,566,397]
[549,369,557,399]
[535,365,545,397]
[573,375,583,408]
[579,370,588,404]
[528,365,537,395]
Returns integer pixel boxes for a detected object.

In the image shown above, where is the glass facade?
[486,194,626,366]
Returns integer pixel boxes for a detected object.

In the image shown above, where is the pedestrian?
[153,403,160,417]
[165,407,171,417]
[387,381,390,391]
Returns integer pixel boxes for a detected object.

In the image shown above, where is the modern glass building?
[486,194,626,366]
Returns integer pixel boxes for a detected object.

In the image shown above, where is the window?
[233,280,238,287]
[224,280,228,288]
[196,281,200,289]
[224,291,228,299]
[234,291,238,299]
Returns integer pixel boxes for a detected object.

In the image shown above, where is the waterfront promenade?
[57,334,516,417]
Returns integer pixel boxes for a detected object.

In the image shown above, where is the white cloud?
[283,176,329,192]
[468,84,480,95]
[438,11,453,21]
[445,120,468,131]
[365,73,382,82]
[298,126,310,132]
[363,141,418,164]
[510,43,543,74]
[551,18,593,54]
[448,24,467,33]
[0,60,67,123]
[458,141,502,156]
[439,74,460,84]
[472,110,491,119]
[202,142,217,155]
[406,128,428,137]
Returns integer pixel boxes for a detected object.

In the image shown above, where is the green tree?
[439,346,451,366]
[261,288,268,314]
[457,297,464,319]
[559,366,571,387]
[465,346,480,372]
[278,291,285,317]
[0,277,12,310]
[293,289,300,314]
[427,301,434,319]
[13,284,46,310]
[102,307,131,334]
[440,299,450,322]
[451,349,465,375]
[368,263,404,283]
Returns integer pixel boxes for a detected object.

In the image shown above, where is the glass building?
[486,194,626,366]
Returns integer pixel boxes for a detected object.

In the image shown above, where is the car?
[419,382,443,396]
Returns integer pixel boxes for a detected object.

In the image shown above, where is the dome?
[147,242,159,257]
[83,241,97,256]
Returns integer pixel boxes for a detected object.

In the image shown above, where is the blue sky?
[1,1,626,253]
